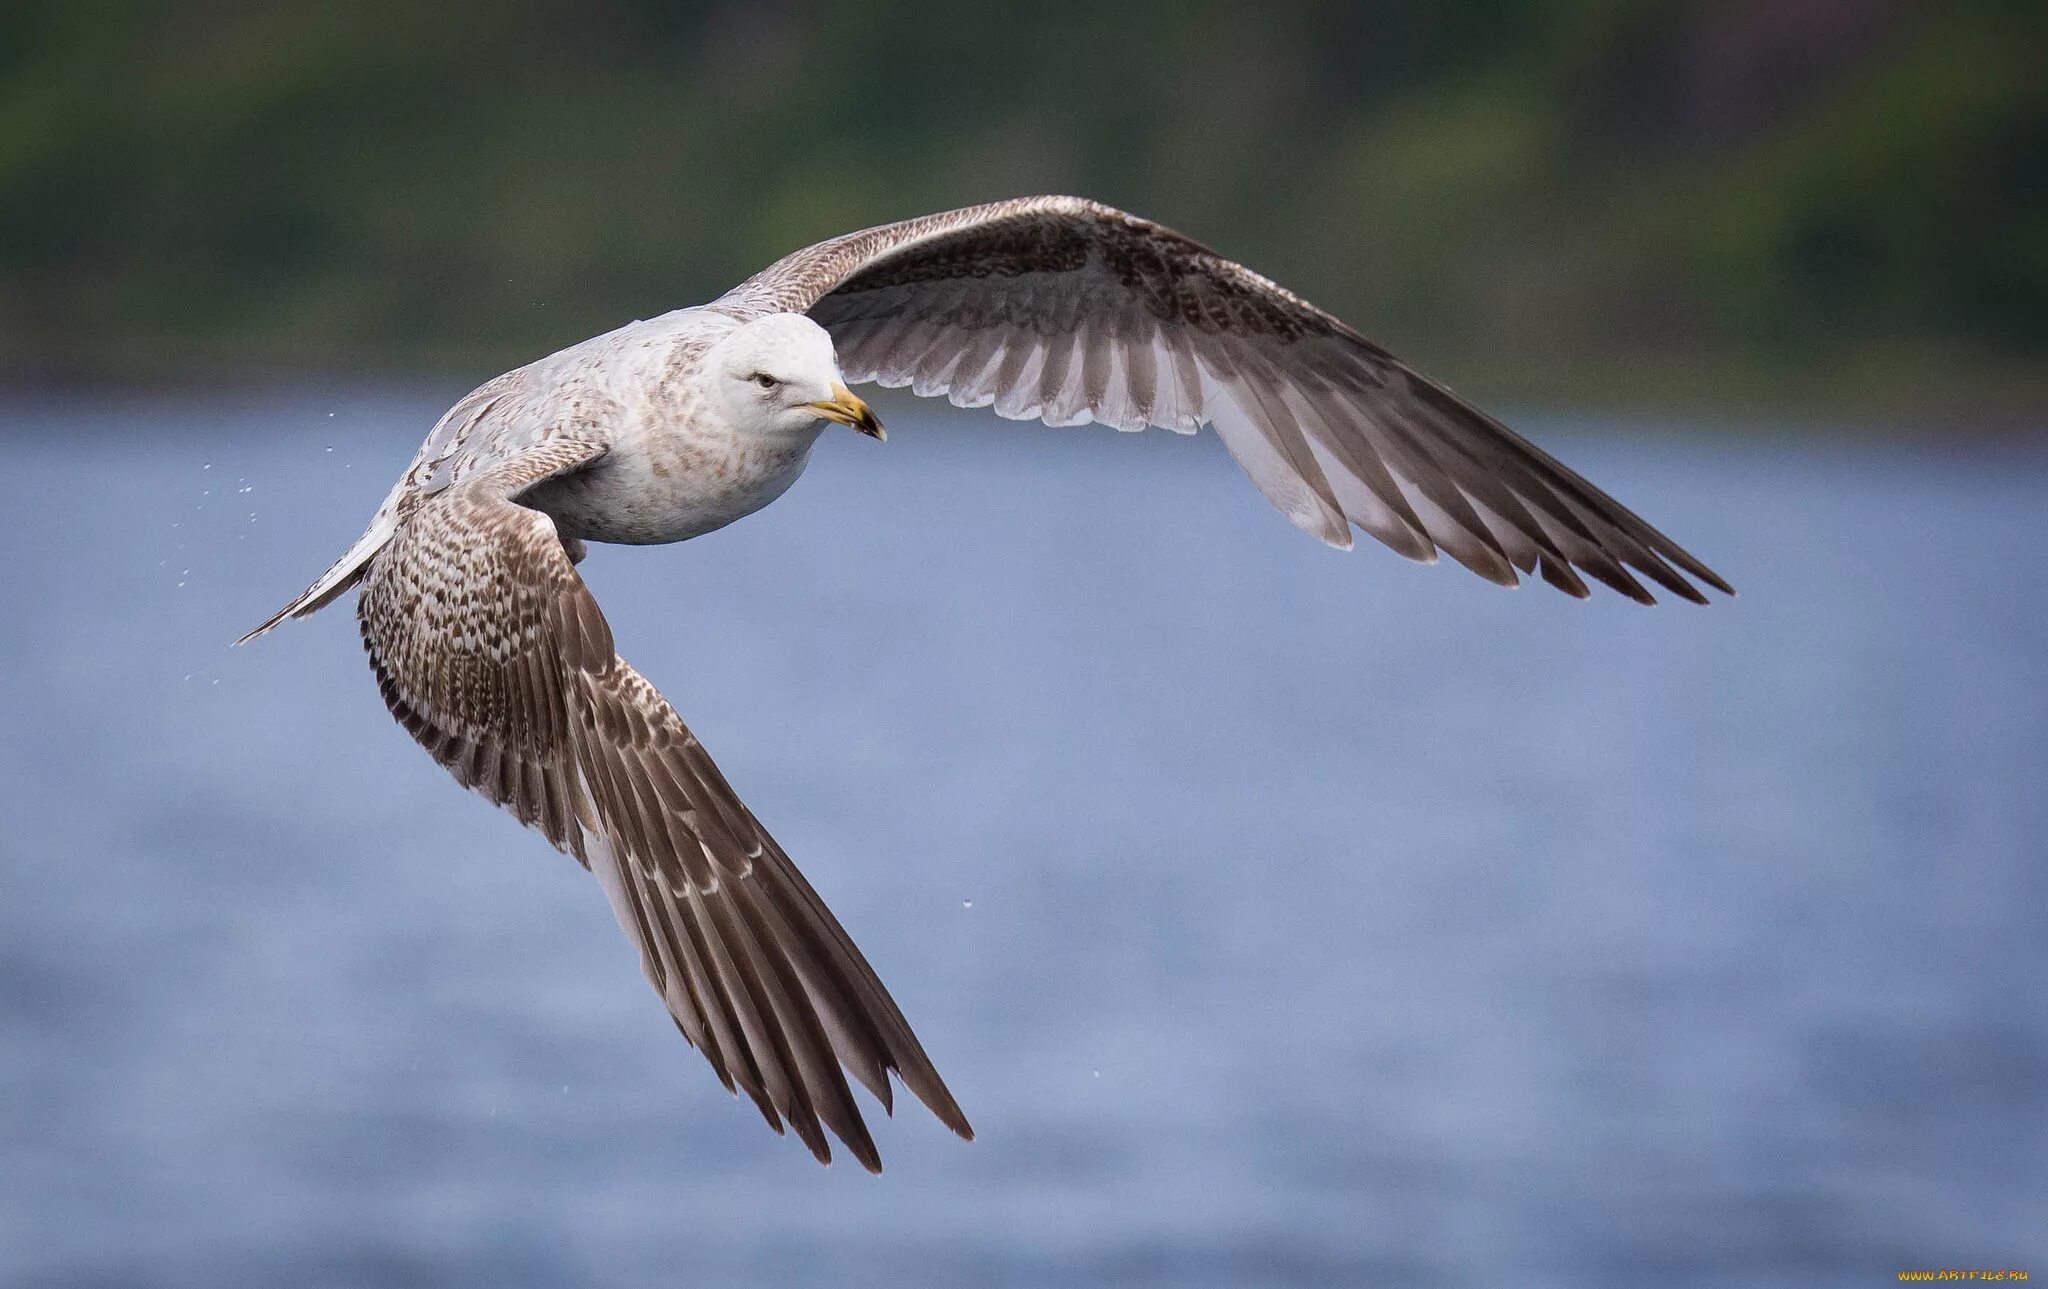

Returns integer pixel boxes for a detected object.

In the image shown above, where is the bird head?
[710,313,884,442]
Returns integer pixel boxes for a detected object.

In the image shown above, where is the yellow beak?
[805,383,885,440]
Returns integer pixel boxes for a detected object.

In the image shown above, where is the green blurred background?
[3,0,2044,419]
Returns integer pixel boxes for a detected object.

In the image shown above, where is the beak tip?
[815,383,885,440]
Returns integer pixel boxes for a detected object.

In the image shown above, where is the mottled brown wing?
[722,195,1731,604]
[357,435,971,1172]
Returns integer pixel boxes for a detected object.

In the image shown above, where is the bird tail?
[234,529,389,644]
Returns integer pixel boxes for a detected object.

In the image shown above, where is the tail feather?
[235,539,386,645]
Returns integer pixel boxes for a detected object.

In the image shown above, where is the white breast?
[525,420,824,546]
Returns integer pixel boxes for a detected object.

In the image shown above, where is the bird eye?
[749,372,780,390]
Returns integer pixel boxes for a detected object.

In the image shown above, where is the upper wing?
[357,434,971,1172]
[720,196,1731,604]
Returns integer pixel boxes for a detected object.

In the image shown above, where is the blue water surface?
[1,388,2042,1287]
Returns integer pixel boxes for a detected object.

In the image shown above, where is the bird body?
[391,308,836,552]
[516,319,827,548]
[243,195,1731,1172]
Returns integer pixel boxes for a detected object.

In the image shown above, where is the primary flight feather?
[242,195,1731,1172]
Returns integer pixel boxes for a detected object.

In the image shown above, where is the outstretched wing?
[721,195,1731,604]
[357,433,971,1172]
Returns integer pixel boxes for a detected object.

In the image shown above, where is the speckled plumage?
[352,431,967,1172]
[245,195,1730,1172]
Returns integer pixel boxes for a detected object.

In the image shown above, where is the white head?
[705,313,884,441]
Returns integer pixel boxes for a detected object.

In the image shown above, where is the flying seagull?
[240,195,1731,1172]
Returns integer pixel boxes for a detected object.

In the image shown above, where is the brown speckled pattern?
[356,434,971,1173]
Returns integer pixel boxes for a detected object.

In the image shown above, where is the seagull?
[240,195,1731,1172]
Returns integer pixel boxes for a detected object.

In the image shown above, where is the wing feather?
[1035,329,1078,425]
[721,196,1730,601]
[357,436,971,1172]
[1118,314,1160,427]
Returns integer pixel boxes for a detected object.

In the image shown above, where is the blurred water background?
[5,2,2048,1285]
[1,391,2043,1286]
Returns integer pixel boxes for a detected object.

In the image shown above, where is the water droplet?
[961,899,973,910]
[1092,1069,1101,1079]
